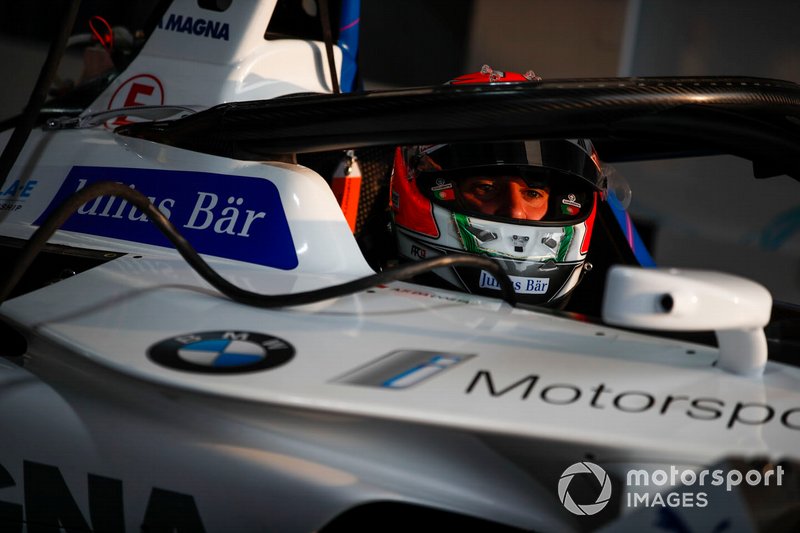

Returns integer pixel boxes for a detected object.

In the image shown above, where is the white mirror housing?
[602,266,773,376]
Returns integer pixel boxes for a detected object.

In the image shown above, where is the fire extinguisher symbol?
[331,150,362,233]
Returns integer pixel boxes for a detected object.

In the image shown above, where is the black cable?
[0,0,82,190]
[0,181,517,307]
[318,0,340,95]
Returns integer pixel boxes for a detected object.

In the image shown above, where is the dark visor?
[413,140,603,189]
[417,165,596,225]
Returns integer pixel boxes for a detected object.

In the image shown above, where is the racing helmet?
[390,67,605,306]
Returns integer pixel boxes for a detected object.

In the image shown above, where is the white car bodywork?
[0,1,797,531]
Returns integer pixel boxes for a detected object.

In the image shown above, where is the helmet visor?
[416,165,596,225]
[412,140,603,187]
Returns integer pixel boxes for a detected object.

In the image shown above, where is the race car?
[0,0,798,531]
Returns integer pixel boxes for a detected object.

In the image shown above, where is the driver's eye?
[471,183,496,196]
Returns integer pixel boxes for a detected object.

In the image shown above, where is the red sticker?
[107,74,165,127]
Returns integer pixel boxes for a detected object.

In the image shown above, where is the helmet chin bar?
[602,266,772,376]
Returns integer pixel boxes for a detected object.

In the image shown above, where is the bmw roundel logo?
[148,331,294,374]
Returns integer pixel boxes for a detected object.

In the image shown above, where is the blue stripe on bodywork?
[35,166,298,270]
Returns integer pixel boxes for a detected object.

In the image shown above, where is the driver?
[458,174,550,221]
[390,67,606,307]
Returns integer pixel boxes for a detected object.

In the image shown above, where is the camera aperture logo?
[558,462,612,516]
[558,461,786,517]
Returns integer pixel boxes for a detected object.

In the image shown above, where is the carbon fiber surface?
[118,77,800,179]
[297,147,393,259]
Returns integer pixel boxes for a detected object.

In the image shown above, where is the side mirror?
[602,266,772,376]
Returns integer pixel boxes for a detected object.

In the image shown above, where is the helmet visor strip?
[417,165,596,225]
[412,140,603,188]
